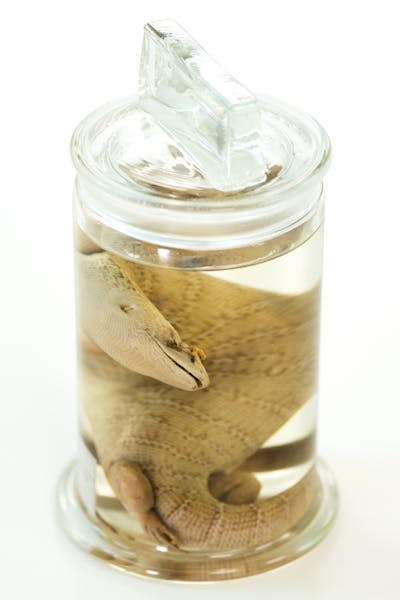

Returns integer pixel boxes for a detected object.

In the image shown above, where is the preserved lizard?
[77,237,320,551]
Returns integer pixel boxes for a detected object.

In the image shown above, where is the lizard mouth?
[155,339,209,391]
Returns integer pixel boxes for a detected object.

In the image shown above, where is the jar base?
[56,459,338,582]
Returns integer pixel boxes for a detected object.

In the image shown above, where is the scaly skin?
[77,243,321,551]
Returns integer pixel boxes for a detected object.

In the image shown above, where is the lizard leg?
[209,434,315,506]
[208,470,261,505]
[107,459,178,547]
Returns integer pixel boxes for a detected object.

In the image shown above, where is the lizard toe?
[143,509,179,548]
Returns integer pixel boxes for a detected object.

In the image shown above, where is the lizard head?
[79,251,210,391]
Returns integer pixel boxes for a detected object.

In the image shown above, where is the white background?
[1,1,399,598]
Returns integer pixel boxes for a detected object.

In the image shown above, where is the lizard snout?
[154,337,210,391]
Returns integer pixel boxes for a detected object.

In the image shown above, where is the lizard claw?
[142,509,179,548]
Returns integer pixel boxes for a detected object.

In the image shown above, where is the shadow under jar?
[57,95,338,581]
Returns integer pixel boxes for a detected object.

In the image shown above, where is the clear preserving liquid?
[75,225,322,552]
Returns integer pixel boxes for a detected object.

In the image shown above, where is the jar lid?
[72,21,330,253]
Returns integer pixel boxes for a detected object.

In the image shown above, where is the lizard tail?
[158,467,320,551]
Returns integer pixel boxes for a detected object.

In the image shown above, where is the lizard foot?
[141,508,179,547]
[107,459,178,548]
[208,470,261,505]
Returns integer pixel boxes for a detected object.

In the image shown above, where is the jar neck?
[75,181,324,270]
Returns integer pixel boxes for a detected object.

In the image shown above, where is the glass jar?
[57,94,338,581]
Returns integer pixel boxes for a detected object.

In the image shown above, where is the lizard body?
[77,246,320,551]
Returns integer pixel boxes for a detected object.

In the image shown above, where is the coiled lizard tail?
[113,464,320,551]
